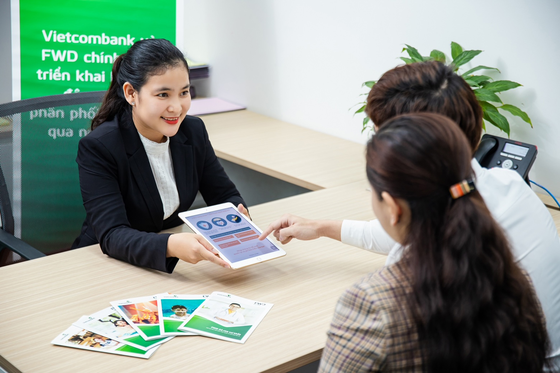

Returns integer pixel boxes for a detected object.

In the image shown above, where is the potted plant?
[355,42,532,137]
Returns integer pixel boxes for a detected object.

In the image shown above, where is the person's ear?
[381,191,402,226]
[123,82,136,106]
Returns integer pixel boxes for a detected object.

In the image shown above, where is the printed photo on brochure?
[178,291,273,344]
[73,307,172,351]
[157,294,208,336]
[51,325,158,359]
[111,294,170,341]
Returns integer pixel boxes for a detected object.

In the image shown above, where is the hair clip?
[449,179,476,199]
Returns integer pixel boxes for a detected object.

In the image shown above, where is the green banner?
[137,324,161,338]
[163,319,186,333]
[115,344,149,355]
[19,0,176,99]
[20,103,100,252]
[14,0,177,253]
[123,334,166,349]
[185,315,252,341]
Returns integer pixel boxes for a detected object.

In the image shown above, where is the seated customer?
[260,61,560,369]
[319,113,549,372]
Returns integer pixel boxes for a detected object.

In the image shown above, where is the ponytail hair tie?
[449,179,476,199]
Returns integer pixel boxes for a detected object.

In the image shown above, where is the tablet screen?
[182,206,281,264]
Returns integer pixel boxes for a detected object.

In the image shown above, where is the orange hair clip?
[449,179,476,199]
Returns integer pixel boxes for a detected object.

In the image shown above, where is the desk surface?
[0,179,386,373]
[202,110,366,191]
[1,109,559,373]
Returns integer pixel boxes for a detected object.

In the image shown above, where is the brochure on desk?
[156,293,208,336]
[178,292,273,344]
[73,307,172,350]
[51,325,158,359]
[110,294,170,341]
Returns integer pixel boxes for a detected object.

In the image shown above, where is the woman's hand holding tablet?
[179,203,286,269]
[167,233,231,268]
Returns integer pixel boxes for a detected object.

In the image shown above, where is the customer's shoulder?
[476,162,532,198]
[349,263,412,307]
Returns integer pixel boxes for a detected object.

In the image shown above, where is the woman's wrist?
[166,234,178,258]
[316,220,342,241]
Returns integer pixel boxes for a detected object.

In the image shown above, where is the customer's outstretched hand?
[259,214,342,244]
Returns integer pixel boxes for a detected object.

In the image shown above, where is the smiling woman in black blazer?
[72,39,246,273]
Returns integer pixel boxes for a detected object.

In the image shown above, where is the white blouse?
[138,132,180,220]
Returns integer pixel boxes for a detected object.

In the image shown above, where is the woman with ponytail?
[72,39,246,273]
[261,62,560,368]
[318,113,549,372]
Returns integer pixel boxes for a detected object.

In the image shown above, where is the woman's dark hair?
[366,61,483,153]
[91,38,189,130]
[366,113,549,373]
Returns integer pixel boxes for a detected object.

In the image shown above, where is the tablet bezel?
[178,202,286,269]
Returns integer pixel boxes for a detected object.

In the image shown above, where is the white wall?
[184,0,560,196]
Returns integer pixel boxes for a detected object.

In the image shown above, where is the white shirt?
[138,133,180,220]
[341,159,560,360]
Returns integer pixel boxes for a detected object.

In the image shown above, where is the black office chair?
[0,91,105,265]
[0,162,45,264]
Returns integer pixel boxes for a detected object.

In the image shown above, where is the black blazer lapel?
[120,116,164,230]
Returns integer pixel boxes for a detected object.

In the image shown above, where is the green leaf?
[363,80,376,88]
[400,57,415,64]
[474,88,502,103]
[430,49,446,63]
[499,104,533,127]
[464,75,491,87]
[462,65,501,76]
[479,100,499,113]
[469,75,491,84]
[483,110,510,136]
[451,50,482,69]
[403,44,424,62]
[355,104,366,114]
[465,79,481,88]
[451,42,463,60]
[479,101,509,134]
[482,80,521,93]
[361,117,371,133]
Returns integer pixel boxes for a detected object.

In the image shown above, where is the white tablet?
[178,203,286,269]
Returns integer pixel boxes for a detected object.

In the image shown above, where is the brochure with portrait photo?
[51,325,159,359]
[178,291,273,344]
[110,294,169,341]
[73,307,172,350]
[156,294,208,336]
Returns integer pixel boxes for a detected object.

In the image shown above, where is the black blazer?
[72,113,245,273]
